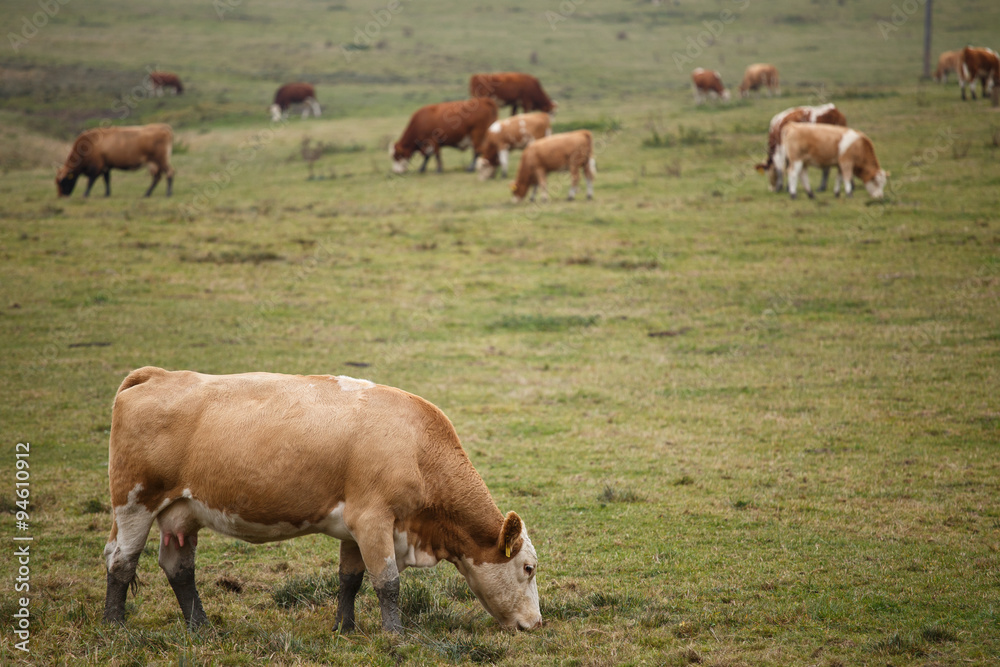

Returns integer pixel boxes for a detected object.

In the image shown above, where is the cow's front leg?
[334,541,365,633]
[499,149,510,178]
[536,169,550,203]
[159,531,207,629]
[354,519,403,633]
[144,172,162,197]
[818,166,830,192]
[787,161,803,200]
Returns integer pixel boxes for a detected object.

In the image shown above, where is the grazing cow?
[959,46,1000,100]
[738,63,780,98]
[56,124,174,197]
[510,130,595,203]
[469,73,556,115]
[390,98,498,174]
[755,103,848,193]
[691,68,730,103]
[475,112,552,180]
[148,71,183,95]
[781,122,887,200]
[270,82,321,122]
[103,367,542,634]
[934,50,962,83]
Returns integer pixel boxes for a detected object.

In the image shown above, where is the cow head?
[268,104,283,123]
[455,511,541,630]
[865,170,888,199]
[389,143,411,174]
[55,167,78,197]
[475,156,496,181]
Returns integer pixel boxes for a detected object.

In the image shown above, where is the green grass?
[2,0,1000,664]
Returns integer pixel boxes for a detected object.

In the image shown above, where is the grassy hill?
[1,1,999,665]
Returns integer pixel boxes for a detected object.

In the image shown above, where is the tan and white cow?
[103,367,541,634]
[475,112,552,180]
[934,50,962,83]
[691,68,730,103]
[781,122,887,200]
[510,130,595,203]
[738,63,780,98]
[959,46,1000,100]
[755,103,847,193]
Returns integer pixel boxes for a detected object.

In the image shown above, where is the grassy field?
[2,0,1000,665]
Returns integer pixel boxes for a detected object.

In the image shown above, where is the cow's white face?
[389,145,409,174]
[475,157,495,181]
[457,526,541,630]
[866,170,887,199]
[268,104,282,123]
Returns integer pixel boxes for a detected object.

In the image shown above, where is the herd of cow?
[82,46,1000,638]
[54,46,998,205]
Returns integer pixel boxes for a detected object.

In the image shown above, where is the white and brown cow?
[691,68,730,103]
[934,50,962,83]
[756,103,847,193]
[738,63,780,98]
[56,123,175,197]
[102,367,541,634]
[781,122,887,200]
[270,82,321,122]
[959,46,1000,100]
[148,71,184,95]
[510,130,595,203]
[475,112,552,180]
[390,98,499,174]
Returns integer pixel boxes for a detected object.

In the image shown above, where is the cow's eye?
[524,564,535,577]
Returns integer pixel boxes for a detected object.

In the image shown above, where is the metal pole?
[923,0,933,79]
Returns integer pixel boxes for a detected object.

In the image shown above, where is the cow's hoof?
[789,193,797,200]
[806,192,815,200]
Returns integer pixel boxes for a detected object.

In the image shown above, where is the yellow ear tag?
[505,544,512,558]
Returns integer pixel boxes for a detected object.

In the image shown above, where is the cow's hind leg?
[818,167,831,192]
[567,165,580,201]
[334,541,366,633]
[157,502,207,629]
[144,171,162,198]
[104,502,156,624]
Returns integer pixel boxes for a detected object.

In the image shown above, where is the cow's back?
[109,368,431,523]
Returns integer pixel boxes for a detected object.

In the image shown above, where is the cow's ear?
[498,511,523,558]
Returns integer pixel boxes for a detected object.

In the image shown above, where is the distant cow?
[738,64,780,98]
[56,123,174,197]
[469,73,556,115]
[691,68,730,103]
[475,112,552,180]
[510,130,595,203]
[102,367,542,634]
[755,103,848,193]
[270,82,320,122]
[959,46,1000,100]
[390,98,499,174]
[781,122,887,200]
[934,50,962,83]
[148,71,183,95]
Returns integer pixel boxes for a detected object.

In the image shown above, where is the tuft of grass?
[81,498,109,514]
[489,314,599,332]
[600,484,645,503]
[271,573,339,609]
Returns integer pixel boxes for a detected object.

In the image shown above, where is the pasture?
[2,0,999,664]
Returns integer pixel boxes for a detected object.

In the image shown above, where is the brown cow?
[56,124,174,197]
[390,98,499,174]
[270,82,320,122]
[781,122,887,200]
[959,46,1000,100]
[475,112,552,180]
[148,71,183,95]
[102,367,542,634]
[755,103,848,193]
[510,130,595,203]
[691,68,730,103]
[469,73,556,115]
[934,50,962,83]
[738,63,780,98]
